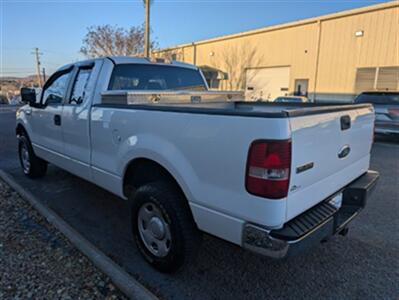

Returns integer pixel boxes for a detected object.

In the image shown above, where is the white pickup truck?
[17,57,379,273]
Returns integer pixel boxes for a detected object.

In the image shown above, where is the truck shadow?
[374,134,399,145]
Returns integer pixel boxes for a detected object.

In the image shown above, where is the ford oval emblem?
[338,145,351,159]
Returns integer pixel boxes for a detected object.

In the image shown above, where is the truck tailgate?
[286,105,375,220]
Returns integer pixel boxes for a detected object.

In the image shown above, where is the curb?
[0,169,158,300]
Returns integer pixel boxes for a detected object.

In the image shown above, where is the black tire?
[130,181,201,273]
[18,134,47,178]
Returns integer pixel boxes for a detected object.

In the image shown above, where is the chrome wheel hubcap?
[21,144,30,173]
[138,202,171,257]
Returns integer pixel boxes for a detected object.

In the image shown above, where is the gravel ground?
[0,179,127,300]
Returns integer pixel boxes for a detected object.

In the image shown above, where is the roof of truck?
[106,56,198,70]
[56,56,198,73]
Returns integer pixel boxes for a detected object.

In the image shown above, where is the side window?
[42,72,71,105]
[70,68,92,105]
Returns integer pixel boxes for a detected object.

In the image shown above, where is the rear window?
[108,64,207,91]
[354,92,399,105]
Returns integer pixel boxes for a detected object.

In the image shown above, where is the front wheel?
[18,135,47,178]
[130,181,201,273]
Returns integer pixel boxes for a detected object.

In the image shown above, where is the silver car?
[354,91,399,136]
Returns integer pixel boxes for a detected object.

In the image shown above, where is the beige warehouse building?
[155,1,399,102]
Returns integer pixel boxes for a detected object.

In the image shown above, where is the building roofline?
[155,1,398,53]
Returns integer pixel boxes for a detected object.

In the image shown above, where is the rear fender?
[119,133,199,204]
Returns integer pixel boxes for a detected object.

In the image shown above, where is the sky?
[0,0,390,77]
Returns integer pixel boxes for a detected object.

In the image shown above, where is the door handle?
[54,114,61,126]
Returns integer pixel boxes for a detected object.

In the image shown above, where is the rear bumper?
[242,170,379,258]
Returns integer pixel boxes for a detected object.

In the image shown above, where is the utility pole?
[42,67,46,83]
[31,48,43,87]
[144,0,150,58]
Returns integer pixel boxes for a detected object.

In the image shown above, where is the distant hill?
[1,75,37,81]
[0,75,40,97]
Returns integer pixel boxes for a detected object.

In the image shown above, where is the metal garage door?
[245,67,290,101]
[376,67,399,90]
[354,68,376,93]
[355,66,399,93]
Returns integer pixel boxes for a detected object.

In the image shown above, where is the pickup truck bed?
[101,90,371,118]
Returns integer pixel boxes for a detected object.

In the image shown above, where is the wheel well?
[123,158,183,198]
[16,124,27,137]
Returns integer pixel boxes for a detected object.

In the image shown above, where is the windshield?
[108,64,207,91]
[274,97,303,103]
[354,92,399,105]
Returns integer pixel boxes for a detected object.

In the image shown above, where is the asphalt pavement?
[0,107,398,300]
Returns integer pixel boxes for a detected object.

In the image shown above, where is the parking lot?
[0,107,398,300]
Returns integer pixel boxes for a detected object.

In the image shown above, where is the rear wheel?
[130,181,201,273]
[18,135,47,178]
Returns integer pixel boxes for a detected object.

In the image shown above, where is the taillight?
[245,140,291,199]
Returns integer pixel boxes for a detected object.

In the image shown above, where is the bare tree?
[220,45,264,91]
[80,25,156,58]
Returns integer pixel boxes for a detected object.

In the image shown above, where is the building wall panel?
[315,6,398,97]
[189,23,318,91]
[156,2,398,101]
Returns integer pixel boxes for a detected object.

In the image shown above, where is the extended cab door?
[29,67,73,158]
[61,60,102,181]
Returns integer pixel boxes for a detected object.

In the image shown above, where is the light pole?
[144,0,150,57]
[31,48,43,87]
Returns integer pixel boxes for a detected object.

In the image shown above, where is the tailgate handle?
[340,115,351,130]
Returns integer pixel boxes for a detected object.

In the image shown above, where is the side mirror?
[20,88,37,106]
